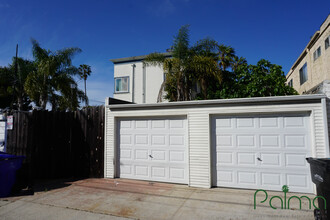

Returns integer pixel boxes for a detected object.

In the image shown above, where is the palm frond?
[143,53,167,67]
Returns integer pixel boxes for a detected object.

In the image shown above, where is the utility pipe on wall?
[142,63,146,103]
[131,64,136,103]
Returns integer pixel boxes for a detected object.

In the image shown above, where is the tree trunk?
[17,96,23,111]
[201,78,208,99]
[84,78,87,107]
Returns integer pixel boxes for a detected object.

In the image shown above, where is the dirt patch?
[116,207,136,217]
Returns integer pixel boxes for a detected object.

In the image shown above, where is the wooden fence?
[5,106,105,188]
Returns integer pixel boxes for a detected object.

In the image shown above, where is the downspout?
[131,64,136,103]
[142,63,146,103]
[321,97,330,157]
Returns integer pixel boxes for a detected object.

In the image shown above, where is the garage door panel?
[237,118,255,128]
[120,120,132,129]
[150,150,166,161]
[169,135,185,146]
[135,120,148,128]
[237,135,256,148]
[120,134,132,145]
[169,119,185,129]
[151,120,166,129]
[135,134,148,145]
[118,117,188,184]
[284,135,306,148]
[260,117,279,128]
[213,114,313,193]
[217,152,233,164]
[135,149,149,160]
[237,152,257,165]
[120,165,132,175]
[217,170,233,183]
[284,116,305,127]
[216,135,233,147]
[151,135,166,145]
[285,154,308,167]
[135,165,149,177]
[238,171,257,185]
[260,153,281,166]
[120,149,132,159]
[261,173,281,186]
[260,135,280,148]
[169,167,186,181]
[151,166,166,178]
[287,174,309,188]
[215,118,233,128]
[169,151,185,162]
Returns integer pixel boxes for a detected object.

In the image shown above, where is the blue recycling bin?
[0,152,25,197]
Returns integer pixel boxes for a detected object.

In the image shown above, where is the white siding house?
[104,94,330,193]
[111,53,171,104]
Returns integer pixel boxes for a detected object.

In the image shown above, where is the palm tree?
[190,38,222,99]
[25,39,86,110]
[190,55,221,99]
[144,25,222,101]
[217,44,236,71]
[7,57,35,110]
[78,64,91,106]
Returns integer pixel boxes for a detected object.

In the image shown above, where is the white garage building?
[104,95,330,193]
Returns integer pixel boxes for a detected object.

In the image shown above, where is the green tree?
[144,26,222,101]
[0,58,34,110]
[0,66,14,109]
[25,39,86,110]
[78,64,91,106]
[217,44,236,72]
[144,25,192,101]
[145,26,297,101]
[213,59,298,98]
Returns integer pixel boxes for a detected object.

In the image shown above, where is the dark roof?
[110,52,172,64]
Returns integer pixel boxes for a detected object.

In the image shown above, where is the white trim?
[107,94,325,110]
[114,76,130,93]
[104,103,108,178]
[310,110,316,158]
[186,115,191,186]
[322,98,330,157]
[208,114,212,188]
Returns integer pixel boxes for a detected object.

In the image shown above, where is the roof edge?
[106,94,326,110]
[110,52,172,64]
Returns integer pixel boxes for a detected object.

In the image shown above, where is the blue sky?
[0,0,329,105]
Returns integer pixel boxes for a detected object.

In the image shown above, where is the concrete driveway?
[0,179,314,220]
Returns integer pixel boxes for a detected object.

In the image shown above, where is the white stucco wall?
[113,61,164,104]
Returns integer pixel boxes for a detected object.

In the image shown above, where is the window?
[288,79,293,87]
[299,63,308,85]
[115,77,129,93]
[326,36,330,50]
[313,46,321,61]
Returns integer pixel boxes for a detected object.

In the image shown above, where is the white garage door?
[118,117,188,184]
[212,114,313,193]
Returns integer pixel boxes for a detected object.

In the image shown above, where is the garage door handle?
[257,157,262,162]
[149,155,153,158]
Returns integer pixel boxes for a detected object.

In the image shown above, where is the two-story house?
[110,52,172,104]
[286,14,330,94]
